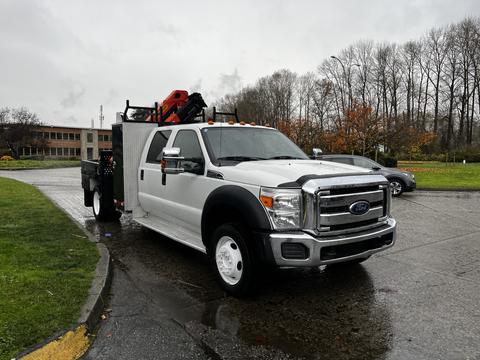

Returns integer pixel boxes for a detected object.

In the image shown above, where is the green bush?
[376,153,398,167]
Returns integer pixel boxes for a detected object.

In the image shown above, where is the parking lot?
[1,167,479,360]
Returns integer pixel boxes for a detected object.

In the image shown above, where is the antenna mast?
[99,105,104,129]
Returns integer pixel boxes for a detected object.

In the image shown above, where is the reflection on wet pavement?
[85,215,393,359]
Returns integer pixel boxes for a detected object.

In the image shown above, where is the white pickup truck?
[82,117,396,295]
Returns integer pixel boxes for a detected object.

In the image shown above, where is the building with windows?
[23,125,112,160]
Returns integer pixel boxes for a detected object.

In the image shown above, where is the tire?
[209,223,255,296]
[327,255,371,268]
[92,187,110,221]
[389,178,405,197]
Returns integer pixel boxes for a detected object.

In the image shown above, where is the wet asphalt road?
[1,168,480,359]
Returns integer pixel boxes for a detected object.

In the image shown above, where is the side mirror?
[371,166,381,171]
[312,148,323,159]
[161,147,185,175]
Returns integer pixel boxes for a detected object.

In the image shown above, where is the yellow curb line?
[20,325,90,360]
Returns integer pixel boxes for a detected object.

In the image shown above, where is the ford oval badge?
[349,201,370,215]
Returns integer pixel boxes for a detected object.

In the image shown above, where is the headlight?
[260,187,301,229]
[403,172,415,180]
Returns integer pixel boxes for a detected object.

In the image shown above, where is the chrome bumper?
[268,218,396,267]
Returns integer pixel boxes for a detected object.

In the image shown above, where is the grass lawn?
[0,159,80,170]
[398,161,480,190]
[0,177,98,360]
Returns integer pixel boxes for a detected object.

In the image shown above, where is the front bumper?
[405,180,416,192]
[267,218,396,267]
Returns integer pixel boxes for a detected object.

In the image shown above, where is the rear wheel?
[92,187,120,221]
[92,188,106,221]
[209,223,255,296]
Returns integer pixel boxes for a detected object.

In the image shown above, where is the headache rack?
[121,101,240,126]
[122,99,206,126]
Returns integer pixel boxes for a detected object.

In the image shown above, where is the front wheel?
[389,178,404,197]
[209,223,255,296]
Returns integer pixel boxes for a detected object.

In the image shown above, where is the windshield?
[201,127,308,165]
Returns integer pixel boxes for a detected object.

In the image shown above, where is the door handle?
[140,169,144,180]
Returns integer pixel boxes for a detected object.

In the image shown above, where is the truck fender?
[201,185,272,247]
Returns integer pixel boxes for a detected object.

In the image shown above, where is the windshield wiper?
[217,156,267,162]
[267,155,305,160]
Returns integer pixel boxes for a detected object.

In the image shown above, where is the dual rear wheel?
[92,188,121,221]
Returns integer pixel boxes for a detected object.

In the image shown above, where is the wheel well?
[84,189,93,207]
[202,204,247,250]
[389,177,405,186]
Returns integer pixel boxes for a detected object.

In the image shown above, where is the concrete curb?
[78,242,112,331]
[414,188,480,192]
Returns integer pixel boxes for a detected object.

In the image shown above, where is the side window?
[173,130,204,174]
[173,130,203,159]
[353,157,375,169]
[146,130,171,163]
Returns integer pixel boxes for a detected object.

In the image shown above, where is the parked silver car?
[318,154,416,196]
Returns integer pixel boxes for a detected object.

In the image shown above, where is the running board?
[133,214,206,254]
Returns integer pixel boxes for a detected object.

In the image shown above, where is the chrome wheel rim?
[390,181,402,195]
[215,236,243,285]
[93,191,100,216]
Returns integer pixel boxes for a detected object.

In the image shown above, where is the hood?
[216,160,369,187]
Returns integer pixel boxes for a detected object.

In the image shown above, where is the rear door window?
[146,130,171,163]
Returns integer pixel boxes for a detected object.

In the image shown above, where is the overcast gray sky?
[1,0,479,128]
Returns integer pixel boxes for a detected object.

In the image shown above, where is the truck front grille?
[317,185,389,235]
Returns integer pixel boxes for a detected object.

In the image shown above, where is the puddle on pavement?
[85,215,393,359]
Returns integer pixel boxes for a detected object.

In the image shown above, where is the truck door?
[161,129,208,248]
[138,130,171,216]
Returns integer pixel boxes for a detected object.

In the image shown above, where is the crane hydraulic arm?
[145,90,207,124]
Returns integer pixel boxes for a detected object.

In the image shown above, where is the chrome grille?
[300,174,391,236]
[318,185,388,235]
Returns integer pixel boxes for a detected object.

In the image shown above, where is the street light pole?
[330,56,360,111]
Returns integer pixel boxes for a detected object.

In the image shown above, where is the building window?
[57,148,62,156]
[76,148,81,156]
[75,133,80,140]
[50,132,56,139]
[57,132,62,139]
[63,133,68,140]
[43,132,49,139]
[64,148,69,156]
[50,148,56,156]
[69,133,74,140]
[70,148,75,156]
[87,132,93,143]
[98,134,103,142]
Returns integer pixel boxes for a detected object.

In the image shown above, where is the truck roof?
[159,122,274,131]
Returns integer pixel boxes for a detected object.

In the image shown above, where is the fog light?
[281,243,309,260]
